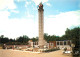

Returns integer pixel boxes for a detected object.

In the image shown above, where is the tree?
[65,27,80,42]
[0,35,9,43]
[64,27,80,57]
[9,39,15,42]
[31,37,38,42]
[44,33,60,42]
[16,35,30,45]
[44,33,49,42]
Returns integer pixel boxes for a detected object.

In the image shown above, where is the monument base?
[38,40,47,49]
[39,45,44,49]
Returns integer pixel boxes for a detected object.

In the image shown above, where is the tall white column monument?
[38,2,46,48]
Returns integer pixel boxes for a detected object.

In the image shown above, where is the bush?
[44,48,60,52]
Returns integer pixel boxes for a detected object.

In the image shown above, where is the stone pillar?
[56,41,57,46]
[38,3,45,48]
[59,41,60,45]
[52,43,53,48]
[63,41,64,46]
[56,41,57,48]
[59,41,60,49]
[31,42,33,47]
[47,43,49,49]
[63,41,64,49]
[66,41,68,45]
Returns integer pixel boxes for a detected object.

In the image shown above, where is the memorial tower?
[38,2,46,48]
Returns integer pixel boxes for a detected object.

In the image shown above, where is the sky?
[0,0,80,39]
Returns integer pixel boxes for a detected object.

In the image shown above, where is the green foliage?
[9,39,15,42]
[0,35,30,45]
[65,27,80,43]
[63,27,80,57]
[31,37,38,42]
[0,35,9,43]
[16,35,30,44]
[44,48,60,52]
[0,27,80,47]
[44,27,80,48]
[44,33,60,42]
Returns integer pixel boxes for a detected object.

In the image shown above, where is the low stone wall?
[57,45,71,49]
[6,45,28,49]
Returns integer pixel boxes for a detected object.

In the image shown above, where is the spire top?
[38,2,43,10]
[39,2,42,5]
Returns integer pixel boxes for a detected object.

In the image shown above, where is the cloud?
[1,19,35,38]
[0,11,37,38]
[0,0,16,10]
[0,10,37,39]
[32,5,37,10]
[44,10,80,36]
[32,0,48,5]
[46,3,51,6]
[25,11,34,18]
[0,11,10,20]
[16,0,26,2]
[25,1,31,7]
[0,10,79,38]
[11,10,19,13]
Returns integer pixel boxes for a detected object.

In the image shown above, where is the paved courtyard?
[0,49,72,57]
